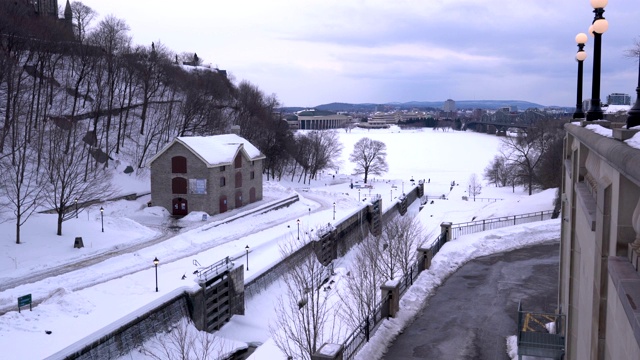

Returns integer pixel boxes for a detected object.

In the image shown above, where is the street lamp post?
[245,245,250,271]
[627,47,640,128]
[586,0,609,121]
[333,202,336,220]
[100,207,104,232]
[573,33,588,119]
[358,189,360,201]
[390,189,393,201]
[297,219,300,240]
[153,257,159,292]
[75,198,78,218]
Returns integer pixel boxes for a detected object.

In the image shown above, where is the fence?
[450,211,554,240]
[516,301,565,359]
[340,208,555,360]
[342,294,390,360]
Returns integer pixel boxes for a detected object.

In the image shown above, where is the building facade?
[149,134,265,216]
[297,113,351,130]
[560,122,640,359]
[607,93,631,106]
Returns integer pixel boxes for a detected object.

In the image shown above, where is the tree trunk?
[57,212,63,236]
[15,215,21,244]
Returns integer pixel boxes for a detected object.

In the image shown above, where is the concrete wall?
[560,122,640,360]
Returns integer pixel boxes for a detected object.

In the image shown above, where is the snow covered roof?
[149,134,265,167]
[604,104,631,114]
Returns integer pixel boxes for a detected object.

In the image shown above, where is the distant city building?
[369,112,402,126]
[607,93,631,105]
[296,110,351,130]
[443,99,456,112]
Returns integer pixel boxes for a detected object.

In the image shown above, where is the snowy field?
[0,126,559,359]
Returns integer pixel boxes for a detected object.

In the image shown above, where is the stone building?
[148,134,265,216]
[560,121,640,359]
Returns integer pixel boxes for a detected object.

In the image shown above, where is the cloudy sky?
[77,0,640,108]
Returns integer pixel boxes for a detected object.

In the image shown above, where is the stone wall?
[560,122,640,359]
[150,141,263,215]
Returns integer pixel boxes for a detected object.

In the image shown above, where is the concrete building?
[443,99,456,112]
[607,93,631,106]
[560,121,640,359]
[297,110,351,130]
[148,134,265,216]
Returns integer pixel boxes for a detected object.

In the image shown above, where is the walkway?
[383,242,559,360]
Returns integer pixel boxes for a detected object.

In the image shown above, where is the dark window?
[172,156,187,173]
[220,177,226,187]
[172,177,188,194]
[250,171,255,180]
[220,166,225,172]
[251,161,255,166]
[234,154,242,168]
[235,172,242,188]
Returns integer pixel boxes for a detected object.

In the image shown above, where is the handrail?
[197,256,232,281]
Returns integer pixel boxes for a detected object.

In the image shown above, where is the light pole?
[100,207,104,232]
[390,189,393,201]
[245,245,250,271]
[297,219,300,240]
[75,198,78,218]
[153,257,159,292]
[358,189,361,201]
[573,33,588,119]
[333,202,336,220]
[627,45,640,128]
[586,0,608,121]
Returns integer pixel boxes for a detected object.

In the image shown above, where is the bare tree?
[307,130,343,180]
[484,155,508,187]
[70,1,97,43]
[374,215,423,280]
[468,173,482,201]
[349,137,388,183]
[0,137,44,244]
[271,236,338,360]
[43,123,116,235]
[500,123,554,195]
[141,318,228,360]
[338,237,384,331]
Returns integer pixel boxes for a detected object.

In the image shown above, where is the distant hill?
[280,100,549,113]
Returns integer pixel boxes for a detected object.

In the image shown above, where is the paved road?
[384,242,559,360]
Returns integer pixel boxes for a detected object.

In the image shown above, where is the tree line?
[483,119,566,209]
[0,1,344,242]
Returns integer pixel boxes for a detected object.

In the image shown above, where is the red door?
[172,198,188,216]
[235,191,243,208]
[250,187,256,203]
[219,196,228,213]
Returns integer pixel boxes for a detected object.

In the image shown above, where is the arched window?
[234,154,242,168]
[172,177,187,194]
[171,156,187,173]
[235,172,242,188]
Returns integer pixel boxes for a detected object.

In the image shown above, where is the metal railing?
[451,210,554,240]
[398,261,421,297]
[343,294,390,360]
[197,256,232,281]
[341,209,556,360]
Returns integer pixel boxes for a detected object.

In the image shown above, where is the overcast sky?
[77,0,640,108]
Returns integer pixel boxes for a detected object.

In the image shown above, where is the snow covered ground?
[0,127,559,359]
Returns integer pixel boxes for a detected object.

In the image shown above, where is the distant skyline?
[78,0,640,108]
